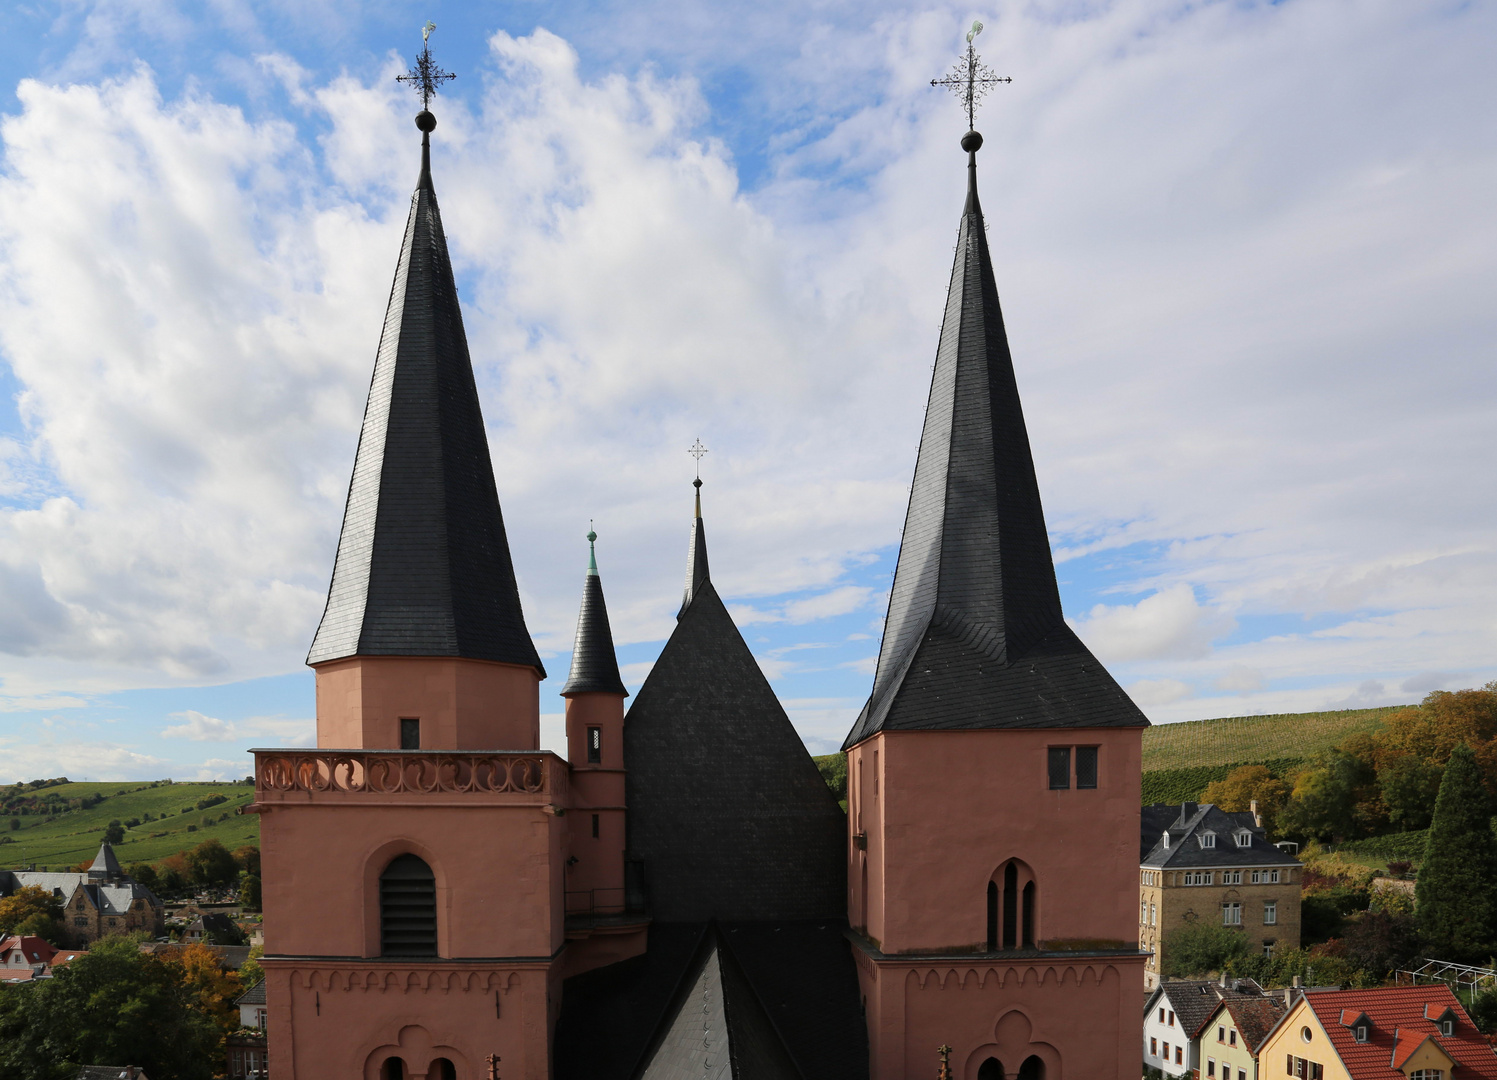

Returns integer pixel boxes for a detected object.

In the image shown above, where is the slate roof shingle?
[306,126,542,674]
[1141,803,1301,869]
[844,144,1147,749]
[560,536,627,696]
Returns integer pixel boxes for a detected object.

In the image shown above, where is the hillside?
[1142,706,1406,771]
[0,779,258,870]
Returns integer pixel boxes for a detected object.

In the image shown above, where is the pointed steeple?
[844,130,1146,749]
[89,840,121,879]
[679,478,710,616]
[308,108,543,675]
[560,528,628,696]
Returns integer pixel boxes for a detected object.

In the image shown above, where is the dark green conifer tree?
[1416,743,1497,961]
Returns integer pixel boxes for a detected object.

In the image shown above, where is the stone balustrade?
[252,749,563,799]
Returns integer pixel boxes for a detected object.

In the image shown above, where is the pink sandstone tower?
[839,125,1150,1079]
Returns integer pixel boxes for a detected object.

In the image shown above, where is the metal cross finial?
[937,1045,954,1080]
[688,439,709,480]
[397,22,456,110]
[930,21,1011,130]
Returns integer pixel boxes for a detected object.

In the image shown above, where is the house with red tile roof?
[1258,986,1497,1080]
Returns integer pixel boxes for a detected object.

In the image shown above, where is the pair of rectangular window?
[1222,902,1242,925]
[1251,869,1281,884]
[1185,871,1213,885]
[1221,871,1242,884]
[1287,1057,1323,1080]
[1047,746,1098,789]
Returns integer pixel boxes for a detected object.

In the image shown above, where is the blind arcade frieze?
[252,750,563,799]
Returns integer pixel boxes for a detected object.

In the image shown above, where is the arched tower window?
[1019,1056,1044,1080]
[380,854,437,957]
[991,860,1037,950]
[382,1057,406,1080]
[432,1058,457,1080]
[979,1059,1005,1080]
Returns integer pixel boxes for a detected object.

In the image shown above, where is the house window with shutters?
[379,854,437,957]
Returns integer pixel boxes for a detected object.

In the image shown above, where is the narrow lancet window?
[986,880,998,950]
[1022,881,1035,947]
[587,726,602,764]
[400,718,420,751]
[979,1059,1005,1080]
[1003,862,1018,949]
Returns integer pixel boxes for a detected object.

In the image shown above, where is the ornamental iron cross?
[689,439,708,479]
[931,21,1011,130]
[397,22,456,110]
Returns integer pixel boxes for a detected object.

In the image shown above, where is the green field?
[0,780,259,870]
[1141,706,1406,773]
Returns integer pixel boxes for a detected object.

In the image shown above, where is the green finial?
[587,521,598,575]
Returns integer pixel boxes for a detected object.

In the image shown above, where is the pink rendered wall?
[263,962,558,1080]
[849,728,1142,953]
[258,801,565,960]
[562,693,627,904]
[853,953,1146,1080]
[314,657,541,751]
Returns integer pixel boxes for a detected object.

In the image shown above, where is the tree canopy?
[1415,743,1497,962]
[0,885,63,938]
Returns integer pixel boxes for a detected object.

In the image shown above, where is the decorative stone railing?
[253,750,561,797]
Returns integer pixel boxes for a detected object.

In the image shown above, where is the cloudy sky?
[0,0,1491,781]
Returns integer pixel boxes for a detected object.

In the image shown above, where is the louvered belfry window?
[380,854,437,957]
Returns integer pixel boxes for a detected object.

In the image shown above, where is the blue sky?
[0,0,1492,779]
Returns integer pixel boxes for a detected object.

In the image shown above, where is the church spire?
[307,47,542,675]
[561,528,627,696]
[679,478,710,617]
[843,124,1146,749]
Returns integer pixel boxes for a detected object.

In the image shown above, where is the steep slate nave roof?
[1141,803,1301,869]
[844,136,1147,750]
[307,120,542,675]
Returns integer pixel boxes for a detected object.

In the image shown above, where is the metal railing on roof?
[1395,959,1497,995]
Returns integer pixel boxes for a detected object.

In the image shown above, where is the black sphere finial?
[415,110,437,133]
[693,477,703,490]
[961,130,983,153]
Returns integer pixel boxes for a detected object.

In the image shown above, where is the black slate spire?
[560,529,628,696]
[843,131,1146,749]
[307,110,543,674]
[679,478,709,616]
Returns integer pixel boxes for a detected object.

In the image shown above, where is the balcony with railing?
[250,749,568,807]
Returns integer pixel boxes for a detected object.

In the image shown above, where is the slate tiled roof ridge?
[306,124,543,674]
[1140,802,1301,869]
[560,537,627,696]
[843,143,1148,749]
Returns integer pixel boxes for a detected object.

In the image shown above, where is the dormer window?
[1199,831,1217,849]
[1235,830,1252,847]
[1355,1026,1367,1043]
[1441,1020,1453,1036]
[1162,832,1171,849]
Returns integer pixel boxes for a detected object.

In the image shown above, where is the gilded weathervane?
[397,21,456,110]
[931,21,1011,130]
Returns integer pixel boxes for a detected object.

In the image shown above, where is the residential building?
[0,934,55,976]
[1145,981,1262,1077]
[1257,986,1497,1080]
[228,980,269,1080]
[1199,994,1288,1080]
[0,842,163,944]
[1141,803,1302,986]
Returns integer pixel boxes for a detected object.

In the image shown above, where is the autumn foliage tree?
[1200,765,1292,834]
[0,885,63,939]
[166,942,246,1032]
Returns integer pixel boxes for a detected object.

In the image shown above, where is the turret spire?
[680,478,710,617]
[842,98,1146,749]
[561,527,627,696]
[307,34,542,674]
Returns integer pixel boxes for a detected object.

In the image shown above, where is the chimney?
[1293,975,1302,988]
[1250,800,1262,827]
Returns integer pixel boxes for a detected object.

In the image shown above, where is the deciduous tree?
[1200,765,1292,835]
[0,885,63,936]
[1161,922,1249,978]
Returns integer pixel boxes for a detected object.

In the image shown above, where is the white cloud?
[1127,679,1194,708]
[159,710,313,744]
[1072,585,1234,663]
[1213,666,1265,695]
[160,711,235,741]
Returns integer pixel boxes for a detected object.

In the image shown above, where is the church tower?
[252,73,566,1080]
[842,122,1149,1077]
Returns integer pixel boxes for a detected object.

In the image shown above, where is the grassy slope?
[0,782,258,870]
[1142,706,1406,772]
